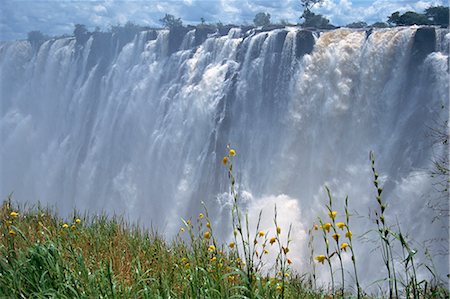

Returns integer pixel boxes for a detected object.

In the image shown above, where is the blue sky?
[0,0,446,40]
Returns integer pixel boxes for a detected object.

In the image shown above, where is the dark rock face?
[194,26,216,46]
[168,27,190,54]
[295,30,315,58]
[411,27,436,64]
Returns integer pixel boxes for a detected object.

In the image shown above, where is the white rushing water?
[0,26,448,287]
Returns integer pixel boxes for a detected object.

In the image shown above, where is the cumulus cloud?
[0,0,446,40]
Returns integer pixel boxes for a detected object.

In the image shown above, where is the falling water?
[0,25,448,285]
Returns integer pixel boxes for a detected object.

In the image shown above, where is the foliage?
[301,10,332,28]
[346,21,367,28]
[387,6,449,27]
[370,22,389,28]
[159,14,183,29]
[27,30,47,50]
[253,12,271,27]
[73,24,90,44]
[425,6,449,27]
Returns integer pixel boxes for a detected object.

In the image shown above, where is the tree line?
[27,2,449,47]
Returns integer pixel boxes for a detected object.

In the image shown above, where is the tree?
[253,12,271,27]
[159,14,183,29]
[301,10,331,28]
[301,0,323,14]
[346,21,368,28]
[27,31,46,50]
[425,6,449,27]
[73,24,90,44]
[371,22,389,28]
[387,11,430,26]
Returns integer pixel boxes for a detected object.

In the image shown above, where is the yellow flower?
[199,213,204,219]
[211,256,217,262]
[5,220,12,226]
[276,285,282,291]
[229,242,235,249]
[284,273,289,277]
[313,224,319,230]
[315,255,327,264]
[180,227,185,233]
[276,226,281,234]
[222,156,229,165]
[332,233,340,241]
[341,243,349,251]
[345,230,353,239]
[320,222,331,233]
[263,249,269,254]
[185,263,190,268]
[287,258,292,265]
[258,231,265,237]
[10,211,19,218]
[206,222,211,229]
[229,149,236,157]
[204,231,211,239]
[9,229,16,236]
[75,218,81,224]
[336,222,345,230]
[208,245,216,252]
[181,257,188,264]
[282,247,289,254]
[62,223,69,229]
[269,237,276,245]
[328,211,337,219]
[71,225,76,230]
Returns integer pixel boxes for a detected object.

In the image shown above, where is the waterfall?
[0,26,448,284]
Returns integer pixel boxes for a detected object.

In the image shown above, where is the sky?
[0,0,447,41]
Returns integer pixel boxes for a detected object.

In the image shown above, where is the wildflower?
[315,255,327,264]
[10,211,19,218]
[320,222,331,233]
[206,222,211,229]
[228,275,235,283]
[204,231,211,239]
[229,149,236,157]
[269,237,276,245]
[276,226,281,234]
[345,230,353,239]
[9,229,16,236]
[181,257,188,264]
[332,233,340,241]
[284,273,289,277]
[328,211,337,219]
[341,243,349,252]
[313,224,319,230]
[222,156,229,165]
[208,245,216,252]
[211,256,217,262]
[185,263,190,268]
[5,220,12,226]
[263,249,269,254]
[282,247,289,254]
[258,231,265,237]
[75,218,81,224]
[71,225,76,230]
[62,223,69,229]
[199,213,204,219]
[229,242,235,249]
[336,222,345,229]
[180,227,185,233]
[276,285,282,291]
[287,258,292,265]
